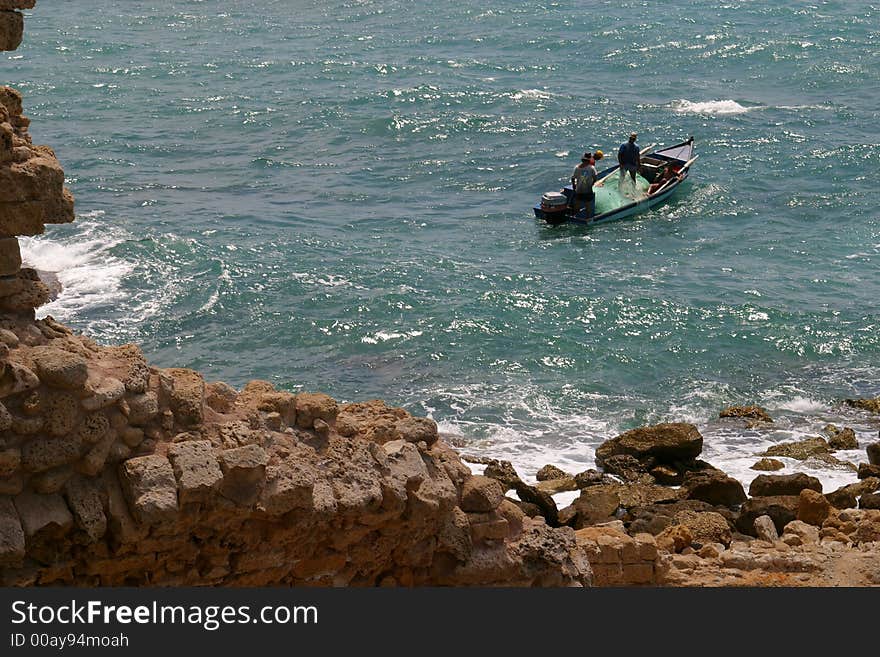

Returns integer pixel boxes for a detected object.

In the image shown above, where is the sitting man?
[647,164,681,195]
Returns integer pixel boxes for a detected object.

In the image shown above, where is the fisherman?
[618,132,640,185]
[570,150,604,217]
[647,164,681,195]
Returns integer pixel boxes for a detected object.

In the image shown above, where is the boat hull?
[534,138,694,227]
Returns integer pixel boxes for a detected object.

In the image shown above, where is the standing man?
[570,150,603,217]
[618,131,640,185]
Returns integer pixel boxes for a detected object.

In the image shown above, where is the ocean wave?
[19,219,134,323]
[671,99,751,115]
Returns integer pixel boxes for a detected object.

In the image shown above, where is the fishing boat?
[534,137,697,227]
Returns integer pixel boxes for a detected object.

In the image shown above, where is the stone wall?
[0,1,591,588]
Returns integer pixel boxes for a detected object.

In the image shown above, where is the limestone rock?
[205,381,238,414]
[0,10,23,52]
[748,473,822,497]
[43,391,80,437]
[751,458,784,472]
[536,464,568,481]
[30,346,88,390]
[218,444,268,506]
[460,475,504,513]
[600,453,654,484]
[571,486,620,528]
[595,422,703,467]
[167,440,222,505]
[672,510,732,547]
[753,515,779,542]
[125,391,158,426]
[395,416,439,446]
[860,492,880,510]
[680,469,747,507]
[823,425,858,450]
[161,368,205,428]
[535,476,578,495]
[782,520,819,545]
[119,455,179,525]
[30,465,72,494]
[866,442,880,466]
[656,524,693,553]
[826,478,879,509]
[0,496,24,565]
[294,392,338,429]
[797,489,831,526]
[76,412,110,445]
[736,496,799,536]
[0,236,21,276]
[844,397,880,414]
[0,361,39,398]
[719,405,773,423]
[763,436,831,460]
[13,490,72,538]
[0,447,20,477]
[260,457,316,515]
[21,434,82,472]
[63,475,106,542]
[81,375,125,411]
[858,463,880,479]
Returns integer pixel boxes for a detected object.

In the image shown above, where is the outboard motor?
[540,191,569,224]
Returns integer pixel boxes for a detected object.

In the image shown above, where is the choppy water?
[8,0,880,493]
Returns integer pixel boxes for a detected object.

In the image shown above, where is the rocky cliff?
[0,2,591,587]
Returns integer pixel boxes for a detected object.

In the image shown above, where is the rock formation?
[0,1,591,588]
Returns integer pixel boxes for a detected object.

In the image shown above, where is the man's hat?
[581,152,592,161]
[629,132,638,139]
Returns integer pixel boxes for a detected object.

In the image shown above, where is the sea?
[7,0,880,500]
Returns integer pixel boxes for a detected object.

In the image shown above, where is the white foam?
[771,396,827,413]
[19,218,134,323]
[672,99,751,115]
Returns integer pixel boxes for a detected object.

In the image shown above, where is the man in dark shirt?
[618,132,640,184]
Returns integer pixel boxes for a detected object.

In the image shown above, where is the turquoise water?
[8,1,880,489]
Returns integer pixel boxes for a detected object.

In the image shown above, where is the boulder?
[0,9,24,52]
[650,464,683,486]
[748,473,822,497]
[656,524,692,553]
[259,458,316,515]
[782,520,819,546]
[595,422,703,467]
[124,392,158,426]
[0,447,20,477]
[0,237,21,276]
[867,442,880,466]
[510,479,558,526]
[218,444,268,506]
[574,469,616,488]
[460,476,504,513]
[736,496,799,536]
[167,440,223,505]
[536,464,568,481]
[482,459,522,492]
[672,510,732,547]
[81,375,125,411]
[823,425,858,450]
[844,397,880,414]
[0,361,39,398]
[860,492,880,510]
[161,368,205,428]
[118,455,179,525]
[858,463,880,479]
[535,476,578,495]
[395,416,439,446]
[29,346,88,390]
[750,458,785,472]
[0,496,25,565]
[762,436,831,460]
[294,392,338,429]
[719,405,773,423]
[205,381,238,414]
[797,489,832,526]
[753,515,779,542]
[600,454,654,484]
[571,486,620,528]
[680,469,747,507]
[826,478,879,509]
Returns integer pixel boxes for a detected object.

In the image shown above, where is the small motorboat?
[534,137,697,227]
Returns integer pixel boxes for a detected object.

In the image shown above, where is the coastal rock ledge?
[0,0,593,588]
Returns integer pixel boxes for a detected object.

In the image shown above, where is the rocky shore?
[2,1,879,587]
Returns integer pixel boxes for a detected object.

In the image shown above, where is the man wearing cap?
[618,132,641,185]
[570,150,604,217]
